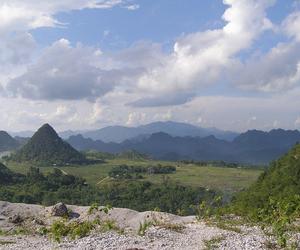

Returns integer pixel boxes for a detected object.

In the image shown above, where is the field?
[5,159,263,195]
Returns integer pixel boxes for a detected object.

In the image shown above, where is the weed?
[101,220,118,231]
[138,221,153,236]
[88,203,99,215]
[37,226,49,236]
[214,221,242,234]
[0,240,15,245]
[88,203,112,215]
[49,220,96,242]
[203,236,225,250]
[158,223,185,233]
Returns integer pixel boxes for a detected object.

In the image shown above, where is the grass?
[138,220,153,236]
[203,236,225,250]
[157,223,185,233]
[205,215,249,234]
[4,159,262,194]
[0,240,15,245]
[213,221,242,233]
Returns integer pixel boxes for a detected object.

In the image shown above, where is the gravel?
[0,201,299,250]
[0,223,278,250]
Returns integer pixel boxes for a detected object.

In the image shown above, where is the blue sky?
[1,0,300,132]
[32,1,226,49]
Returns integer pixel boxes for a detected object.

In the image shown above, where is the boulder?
[9,214,24,224]
[51,202,68,217]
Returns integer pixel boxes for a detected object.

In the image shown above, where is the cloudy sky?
[1,0,300,132]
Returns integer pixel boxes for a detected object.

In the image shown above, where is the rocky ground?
[0,201,298,250]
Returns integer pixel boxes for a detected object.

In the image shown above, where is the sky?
[1,0,300,132]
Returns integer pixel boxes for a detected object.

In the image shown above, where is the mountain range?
[2,121,300,165]
[67,129,300,165]
[10,121,239,142]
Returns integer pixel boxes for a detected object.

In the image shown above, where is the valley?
[0,123,299,249]
[5,158,262,195]
[2,1,300,248]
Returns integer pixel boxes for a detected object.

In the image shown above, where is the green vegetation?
[0,240,15,246]
[138,220,153,236]
[9,124,88,166]
[203,236,225,250]
[4,158,262,195]
[117,150,149,161]
[228,143,300,247]
[84,150,149,161]
[108,164,176,179]
[180,160,266,170]
[0,163,217,215]
[49,220,97,242]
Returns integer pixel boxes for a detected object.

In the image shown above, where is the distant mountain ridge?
[67,129,300,165]
[78,121,239,142]
[9,121,238,143]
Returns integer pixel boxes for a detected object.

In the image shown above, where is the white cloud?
[282,11,300,41]
[231,9,300,92]
[0,0,131,33]
[295,117,300,127]
[126,112,146,126]
[3,0,278,107]
[2,0,300,132]
[124,4,139,11]
[233,42,300,92]
[6,39,124,100]
[5,40,164,101]
[132,0,275,106]
[0,0,138,95]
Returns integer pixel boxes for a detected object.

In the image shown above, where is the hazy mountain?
[14,136,30,146]
[0,131,19,152]
[82,121,238,142]
[233,129,300,150]
[67,134,122,153]
[59,130,86,139]
[11,124,87,165]
[67,129,300,165]
[117,150,150,161]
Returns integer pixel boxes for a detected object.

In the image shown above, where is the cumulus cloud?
[231,9,300,92]
[233,42,300,92]
[0,32,36,65]
[124,4,139,11]
[4,0,277,106]
[0,0,138,94]
[126,112,146,126]
[6,39,132,100]
[3,0,300,134]
[0,0,133,33]
[283,11,300,41]
[132,0,275,106]
[295,117,300,127]
[5,40,164,101]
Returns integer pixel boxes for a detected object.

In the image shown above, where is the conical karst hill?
[11,124,87,165]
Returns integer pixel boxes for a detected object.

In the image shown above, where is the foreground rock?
[0,201,298,250]
[51,203,68,217]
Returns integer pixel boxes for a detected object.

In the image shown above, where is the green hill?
[117,150,149,161]
[11,124,88,166]
[0,162,23,184]
[233,143,300,216]
[0,131,19,152]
